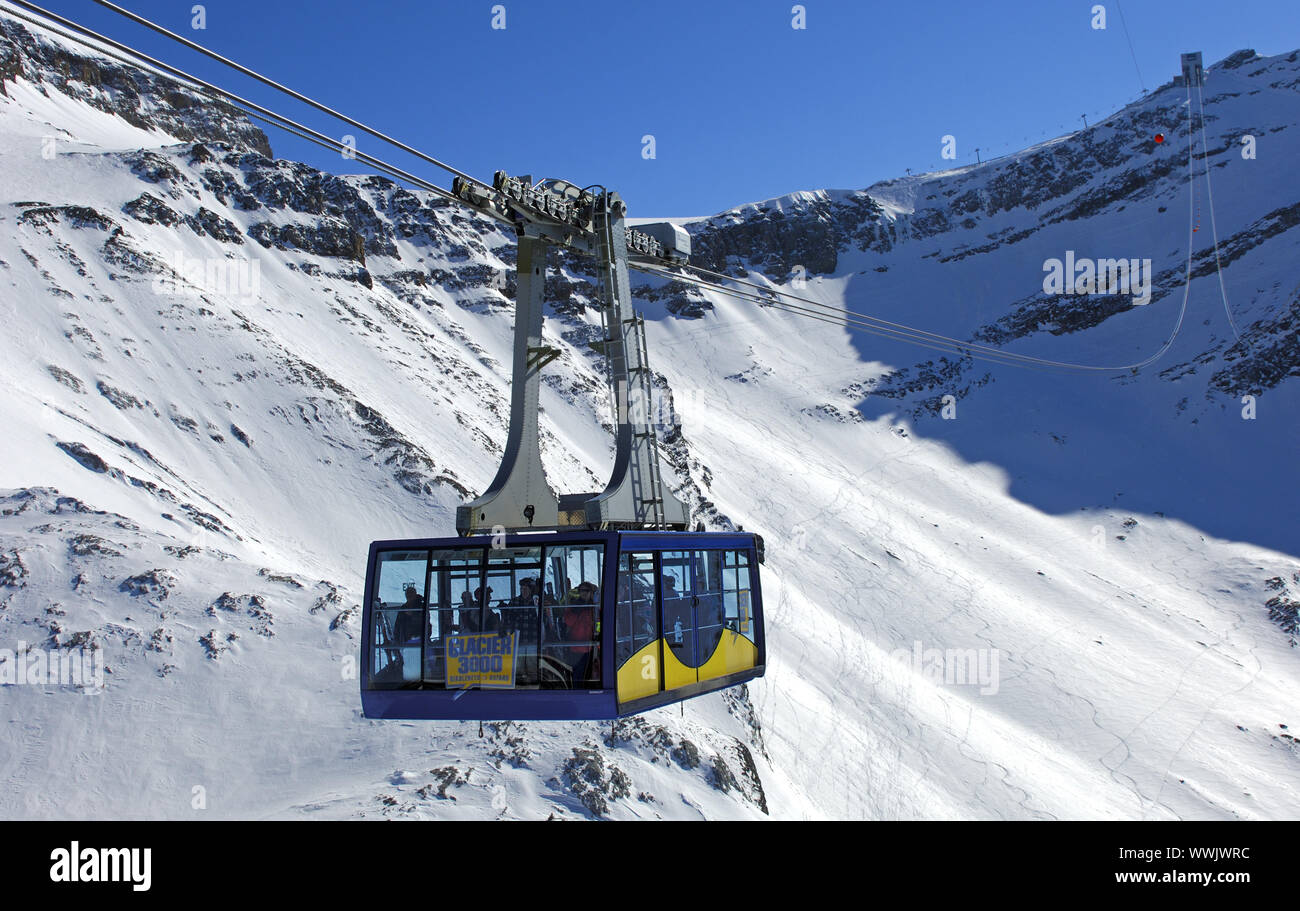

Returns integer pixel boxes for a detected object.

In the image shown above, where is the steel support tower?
[454,174,689,535]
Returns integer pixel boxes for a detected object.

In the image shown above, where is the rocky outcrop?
[0,17,272,156]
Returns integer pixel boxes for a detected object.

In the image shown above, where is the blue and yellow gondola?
[360,530,765,720]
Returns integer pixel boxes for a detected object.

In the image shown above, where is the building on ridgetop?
[1176,52,1204,87]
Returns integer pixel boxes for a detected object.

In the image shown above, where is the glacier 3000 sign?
[446,632,517,688]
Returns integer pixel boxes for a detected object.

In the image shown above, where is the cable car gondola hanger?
[449,170,689,534]
[361,171,766,720]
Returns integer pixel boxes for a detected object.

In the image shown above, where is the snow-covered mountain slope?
[0,13,1297,819]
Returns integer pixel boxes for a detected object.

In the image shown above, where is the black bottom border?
[3,820,1289,898]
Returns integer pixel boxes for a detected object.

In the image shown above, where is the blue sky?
[34,0,1300,216]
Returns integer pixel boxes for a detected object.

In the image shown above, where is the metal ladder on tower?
[626,312,667,528]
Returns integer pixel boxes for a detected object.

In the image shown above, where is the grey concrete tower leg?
[456,233,560,534]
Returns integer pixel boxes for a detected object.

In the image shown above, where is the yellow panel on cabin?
[662,640,697,690]
[697,631,757,683]
[617,640,662,703]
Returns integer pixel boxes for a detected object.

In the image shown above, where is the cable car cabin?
[360,531,765,720]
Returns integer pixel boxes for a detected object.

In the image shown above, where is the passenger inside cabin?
[567,580,597,604]
[542,584,562,642]
[507,578,541,655]
[461,586,499,633]
[457,589,477,631]
[564,581,599,685]
[513,578,538,606]
[392,583,424,644]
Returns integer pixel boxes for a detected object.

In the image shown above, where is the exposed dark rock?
[68,534,123,558]
[258,569,303,588]
[1221,49,1260,70]
[854,357,992,420]
[122,193,181,226]
[1263,575,1300,647]
[485,721,532,769]
[1210,292,1300,396]
[186,207,245,244]
[97,380,142,410]
[329,606,357,632]
[672,737,701,770]
[46,365,85,393]
[56,441,111,473]
[17,204,115,232]
[119,569,175,600]
[199,629,232,660]
[0,18,272,155]
[123,150,183,187]
[311,581,341,615]
[0,549,26,588]
[419,766,470,800]
[248,219,374,261]
[562,746,630,817]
